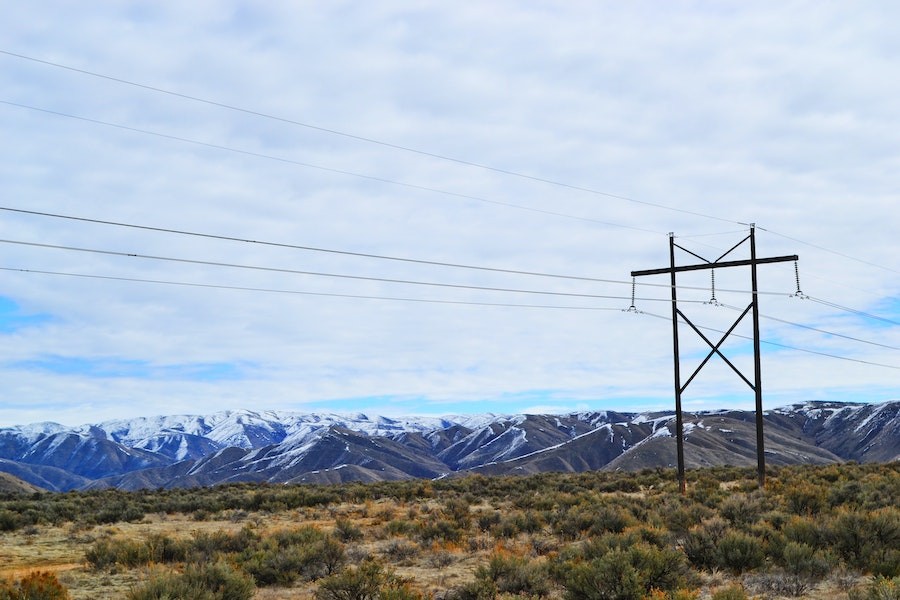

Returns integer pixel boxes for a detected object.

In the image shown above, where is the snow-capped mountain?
[0,401,896,491]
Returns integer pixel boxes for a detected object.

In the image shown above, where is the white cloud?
[0,2,898,426]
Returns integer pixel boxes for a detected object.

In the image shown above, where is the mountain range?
[0,401,896,492]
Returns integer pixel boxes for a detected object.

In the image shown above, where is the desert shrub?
[783,483,826,516]
[715,531,765,574]
[335,517,364,542]
[127,561,254,600]
[238,539,309,586]
[446,578,497,600]
[476,553,551,597]
[557,541,690,600]
[868,509,900,577]
[418,519,463,543]
[315,560,401,600]
[781,515,824,548]
[720,493,764,527]
[628,543,692,593]
[780,541,834,579]
[476,510,501,532]
[551,505,598,540]
[662,502,712,535]
[829,480,863,508]
[191,527,260,559]
[85,538,151,571]
[513,510,545,535]
[182,561,255,600]
[238,534,344,585]
[270,525,325,547]
[91,500,145,525]
[144,533,192,564]
[709,584,748,600]
[563,549,644,600]
[0,509,22,532]
[588,506,634,536]
[0,571,71,600]
[848,576,900,600]
[383,539,419,562]
[491,517,520,539]
[682,518,728,571]
[384,519,415,537]
[443,498,471,528]
[826,508,900,575]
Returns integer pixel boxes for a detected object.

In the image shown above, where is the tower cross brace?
[631,225,797,492]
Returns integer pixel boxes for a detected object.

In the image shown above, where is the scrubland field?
[0,463,897,599]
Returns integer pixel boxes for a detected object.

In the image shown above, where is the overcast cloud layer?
[1,2,898,426]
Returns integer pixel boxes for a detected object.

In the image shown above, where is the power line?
[0,206,792,297]
[0,100,661,236]
[637,310,900,371]
[0,267,624,311]
[0,49,738,225]
[806,295,900,327]
[0,206,670,285]
[759,226,900,276]
[4,51,895,277]
[719,302,900,352]
[0,238,712,303]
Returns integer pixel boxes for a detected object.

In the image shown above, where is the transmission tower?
[631,225,798,492]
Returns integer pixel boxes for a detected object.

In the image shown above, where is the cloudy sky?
[1,2,898,426]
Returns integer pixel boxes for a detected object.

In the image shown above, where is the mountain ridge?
[0,401,896,491]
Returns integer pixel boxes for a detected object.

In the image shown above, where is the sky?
[1,2,898,426]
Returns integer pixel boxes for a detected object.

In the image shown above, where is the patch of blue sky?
[867,296,900,329]
[0,296,52,333]
[314,390,675,418]
[10,355,249,381]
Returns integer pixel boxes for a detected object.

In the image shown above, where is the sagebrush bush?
[476,552,551,598]
[715,531,765,574]
[315,560,409,600]
[127,561,254,600]
[563,549,644,600]
[848,576,900,600]
[682,518,728,571]
[709,584,748,600]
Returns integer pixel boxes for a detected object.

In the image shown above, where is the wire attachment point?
[705,269,720,306]
[791,260,808,299]
[623,277,639,313]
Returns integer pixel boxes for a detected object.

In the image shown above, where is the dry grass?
[1,464,896,599]
[0,504,487,599]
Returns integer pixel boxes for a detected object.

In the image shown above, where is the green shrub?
[710,584,748,600]
[384,539,422,562]
[720,493,765,527]
[446,578,497,600]
[0,509,22,532]
[783,483,826,516]
[682,518,727,571]
[848,576,900,600]
[780,541,834,580]
[314,560,390,600]
[476,553,551,597]
[563,549,644,600]
[127,561,254,600]
[715,531,765,574]
[237,534,344,585]
[629,543,691,593]
[335,517,364,542]
[84,538,151,571]
[418,519,463,543]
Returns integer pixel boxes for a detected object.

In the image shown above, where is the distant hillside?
[0,471,42,495]
[0,401,896,491]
